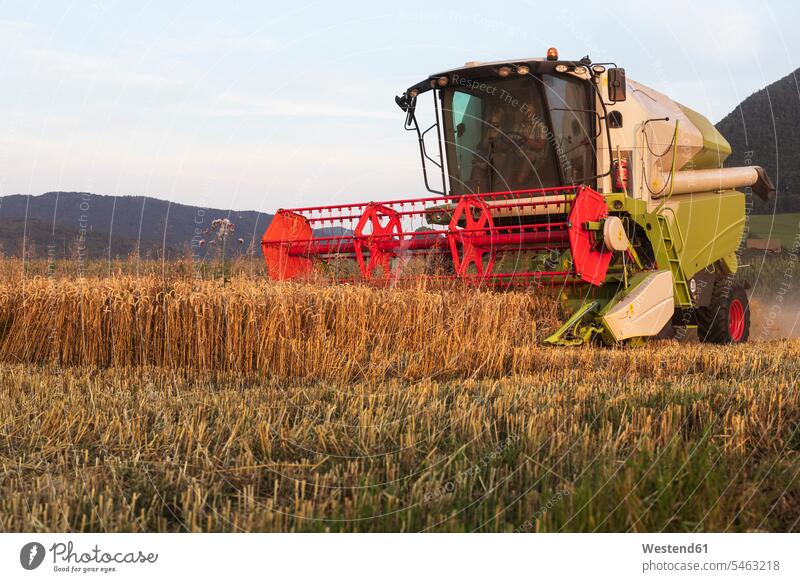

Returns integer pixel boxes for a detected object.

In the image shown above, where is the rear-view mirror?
[608,68,627,102]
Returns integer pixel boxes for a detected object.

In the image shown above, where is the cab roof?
[403,56,590,98]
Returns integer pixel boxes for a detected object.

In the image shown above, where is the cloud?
[620,0,764,65]
[213,91,396,120]
[0,18,34,36]
[0,19,181,89]
[152,34,279,56]
[0,19,279,91]
[28,47,182,88]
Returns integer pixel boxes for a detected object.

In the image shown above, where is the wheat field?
[0,267,798,532]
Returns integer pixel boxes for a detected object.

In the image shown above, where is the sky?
[0,0,797,214]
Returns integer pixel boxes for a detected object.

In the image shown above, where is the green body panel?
[668,190,745,279]
[677,103,732,169]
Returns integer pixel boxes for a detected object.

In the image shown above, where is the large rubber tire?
[697,282,750,344]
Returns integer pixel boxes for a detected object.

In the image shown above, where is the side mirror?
[394,94,409,112]
[608,68,626,102]
[395,94,417,122]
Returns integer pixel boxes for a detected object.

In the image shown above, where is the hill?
[0,218,143,259]
[0,192,273,259]
[716,69,800,213]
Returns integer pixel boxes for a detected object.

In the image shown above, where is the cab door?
[541,74,597,188]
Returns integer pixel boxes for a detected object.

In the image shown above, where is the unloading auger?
[262,48,774,345]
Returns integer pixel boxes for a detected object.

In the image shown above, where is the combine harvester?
[262,49,773,345]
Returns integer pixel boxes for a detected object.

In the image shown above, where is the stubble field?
[0,262,797,532]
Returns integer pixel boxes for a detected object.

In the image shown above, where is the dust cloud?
[750,297,800,340]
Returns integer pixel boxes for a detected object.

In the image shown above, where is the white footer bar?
[1,533,797,581]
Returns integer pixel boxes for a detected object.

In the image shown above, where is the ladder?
[657,213,693,308]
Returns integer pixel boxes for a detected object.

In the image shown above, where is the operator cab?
[396,50,621,197]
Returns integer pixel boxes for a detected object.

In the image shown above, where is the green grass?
[748,213,800,250]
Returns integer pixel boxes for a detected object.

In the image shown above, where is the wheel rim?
[729,298,745,342]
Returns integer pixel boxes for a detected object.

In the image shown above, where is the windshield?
[442,74,594,195]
